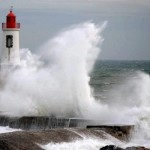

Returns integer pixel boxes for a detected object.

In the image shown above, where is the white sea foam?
[0,126,21,133]
[41,131,126,150]
[42,138,119,150]
[102,71,150,147]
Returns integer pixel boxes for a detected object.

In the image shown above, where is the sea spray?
[0,22,107,117]
[104,71,150,123]
[102,71,150,146]
[41,131,124,150]
[0,126,21,133]
[42,138,123,150]
[128,72,150,147]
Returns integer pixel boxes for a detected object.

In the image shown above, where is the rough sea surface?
[91,60,150,102]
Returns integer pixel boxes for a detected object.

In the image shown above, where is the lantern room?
[2,8,20,29]
[6,10,16,28]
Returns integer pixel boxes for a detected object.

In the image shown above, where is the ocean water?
[91,60,150,101]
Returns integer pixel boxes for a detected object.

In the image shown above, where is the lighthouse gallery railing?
[2,23,20,29]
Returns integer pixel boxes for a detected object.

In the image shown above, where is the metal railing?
[2,23,20,29]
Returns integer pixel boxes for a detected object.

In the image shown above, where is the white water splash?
[0,21,107,117]
[0,126,21,133]
[41,131,125,150]
[103,71,150,147]
[42,138,120,150]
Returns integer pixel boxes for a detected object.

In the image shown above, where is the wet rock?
[100,145,150,150]
[126,147,150,150]
[100,145,123,150]
[0,128,105,150]
[0,128,149,150]
[0,127,122,150]
[87,125,134,141]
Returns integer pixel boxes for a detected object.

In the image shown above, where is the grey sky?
[0,0,150,60]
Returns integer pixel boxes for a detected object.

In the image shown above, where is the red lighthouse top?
[2,7,20,29]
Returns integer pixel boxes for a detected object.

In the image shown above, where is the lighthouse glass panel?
[7,18,11,22]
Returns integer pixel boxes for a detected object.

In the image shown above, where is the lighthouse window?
[7,17,11,22]
[6,35,13,48]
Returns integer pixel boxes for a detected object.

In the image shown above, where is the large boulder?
[0,129,82,150]
[100,145,150,150]
[100,145,123,150]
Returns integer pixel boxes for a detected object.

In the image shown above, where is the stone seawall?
[0,116,93,130]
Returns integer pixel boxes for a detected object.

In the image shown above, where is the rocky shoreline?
[0,126,149,150]
[0,116,148,150]
[0,125,147,150]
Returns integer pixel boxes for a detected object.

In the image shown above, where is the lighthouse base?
[0,63,20,72]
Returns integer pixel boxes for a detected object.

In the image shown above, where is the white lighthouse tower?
[1,7,20,66]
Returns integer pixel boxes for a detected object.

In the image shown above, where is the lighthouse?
[1,7,20,66]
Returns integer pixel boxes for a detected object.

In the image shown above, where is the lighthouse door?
[6,35,13,48]
[6,35,13,61]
